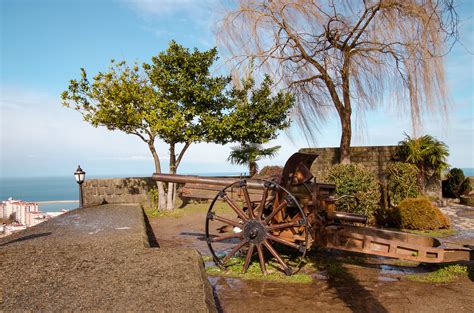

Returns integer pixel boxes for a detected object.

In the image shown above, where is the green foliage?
[62,41,231,148]
[228,144,281,177]
[144,41,232,145]
[392,197,450,230]
[145,188,161,217]
[406,264,472,283]
[397,134,449,191]
[443,168,472,199]
[227,75,294,144]
[385,162,420,207]
[325,164,381,219]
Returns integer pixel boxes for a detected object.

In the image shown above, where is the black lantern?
[74,165,86,207]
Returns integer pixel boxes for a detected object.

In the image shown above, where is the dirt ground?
[149,203,474,313]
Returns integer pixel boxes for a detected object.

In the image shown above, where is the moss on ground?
[406,264,473,283]
[205,257,313,284]
[403,228,457,237]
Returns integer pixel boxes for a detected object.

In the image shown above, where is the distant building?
[1,198,68,237]
[1,198,41,226]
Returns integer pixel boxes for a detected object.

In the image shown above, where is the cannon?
[153,153,472,275]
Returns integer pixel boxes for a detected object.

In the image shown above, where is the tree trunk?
[339,111,352,164]
[166,143,177,211]
[339,55,352,164]
[418,164,426,193]
[249,162,258,177]
[148,141,167,210]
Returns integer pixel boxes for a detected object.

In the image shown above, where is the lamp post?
[74,165,86,208]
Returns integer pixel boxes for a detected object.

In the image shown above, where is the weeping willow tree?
[218,0,458,163]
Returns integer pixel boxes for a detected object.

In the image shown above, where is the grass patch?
[145,208,184,218]
[392,259,419,267]
[201,255,213,262]
[406,264,472,283]
[146,199,234,219]
[403,228,457,238]
[205,257,313,284]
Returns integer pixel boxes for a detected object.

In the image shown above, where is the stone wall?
[299,146,399,182]
[299,145,441,198]
[82,177,156,207]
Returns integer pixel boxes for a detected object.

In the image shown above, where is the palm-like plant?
[228,143,281,177]
[398,134,449,192]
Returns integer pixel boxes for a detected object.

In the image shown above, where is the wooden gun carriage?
[153,153,472,275]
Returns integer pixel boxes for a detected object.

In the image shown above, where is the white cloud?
[122,0,219,16]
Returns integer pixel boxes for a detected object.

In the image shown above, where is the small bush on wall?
[385,162,420,207]
[325,164,381,220]
[442,168,472,199]
[392,197,450,230]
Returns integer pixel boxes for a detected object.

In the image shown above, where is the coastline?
[36,200,78,204]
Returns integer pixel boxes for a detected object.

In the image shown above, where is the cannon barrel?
[152,173,265,189]
[332,211,368,224]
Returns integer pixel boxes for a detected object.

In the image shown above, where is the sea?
[0,172,244,212]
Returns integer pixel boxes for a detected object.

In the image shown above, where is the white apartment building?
[1,198,42,226]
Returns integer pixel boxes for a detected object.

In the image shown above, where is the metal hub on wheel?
[243,220,266,243]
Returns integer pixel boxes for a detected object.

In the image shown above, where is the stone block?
[105,187,114,195]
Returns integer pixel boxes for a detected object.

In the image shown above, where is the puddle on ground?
[379,264,426,276]
[377,264,429,282]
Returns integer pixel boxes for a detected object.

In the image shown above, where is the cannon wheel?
[205,179,309,276]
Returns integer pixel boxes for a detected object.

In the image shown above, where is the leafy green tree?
[226,74,294,176]
[227,75,294,144]
[62,41,230,211]
[398,134,449,193]
[63,41,294,211]
[228,144,281,177]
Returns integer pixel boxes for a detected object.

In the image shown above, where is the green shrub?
[392,197,450,230]
[145,188,160,216]
[442,168,472,199]
[385,162,420,207]
[325,164,381,219]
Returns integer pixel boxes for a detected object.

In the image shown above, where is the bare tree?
[218,0,458,163]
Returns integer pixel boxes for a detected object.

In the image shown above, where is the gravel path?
[0,204,216,312]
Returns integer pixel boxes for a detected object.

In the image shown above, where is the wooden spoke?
[256,243,267,274]
[263,239,291,274]
[211,232,241,242]
[222,194,248,222]
[206,180,308,276]
[267,234,300,250]
[242,243,255,274]
[264,200,287,224]
[212,215,241,228]
[256,187,269,220]
[241,185,254,218]
[290,212,302,223]
[222,239,248,264]
[267,222,300,231]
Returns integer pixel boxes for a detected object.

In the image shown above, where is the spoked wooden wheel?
[205,179,309,276]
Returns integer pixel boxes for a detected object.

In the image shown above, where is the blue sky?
[0,0,473,178]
